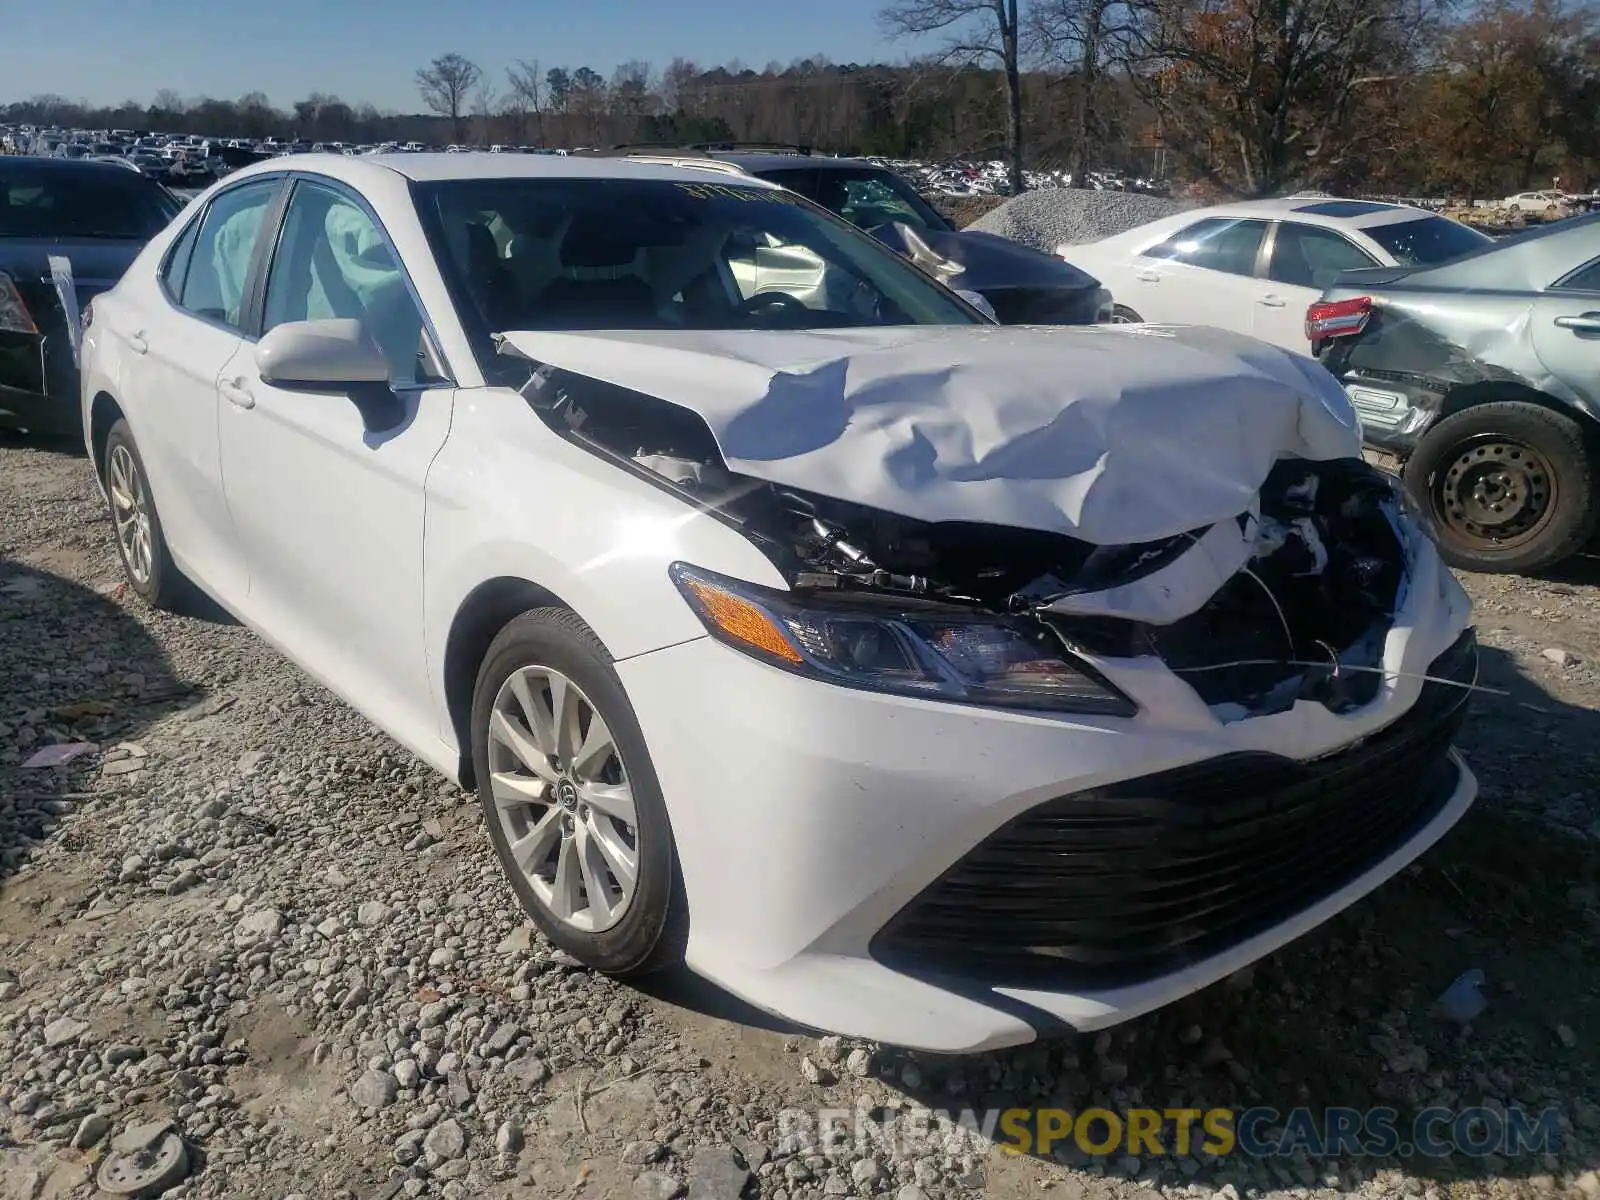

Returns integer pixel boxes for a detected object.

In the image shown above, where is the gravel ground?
[968,190,1192,251]
[1,433,1597,1200]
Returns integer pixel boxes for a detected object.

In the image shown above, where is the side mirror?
[255,318,390,389]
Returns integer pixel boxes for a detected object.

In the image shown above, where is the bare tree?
[506,59,545,145]
[661,57,703,113]
[416,52,482,143]
[1117,0,1441,195]
[1033,0,1121,185]
[472,78,499,145]
[881,0,1028,194]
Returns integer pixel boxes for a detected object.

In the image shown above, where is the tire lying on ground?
[1403,400,1599,574]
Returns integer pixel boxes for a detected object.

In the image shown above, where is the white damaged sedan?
[79,153,1477,1053]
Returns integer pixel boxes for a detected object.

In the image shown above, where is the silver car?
[1312,213,1600,573]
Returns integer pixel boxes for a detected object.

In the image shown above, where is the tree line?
[7,0,1598,200]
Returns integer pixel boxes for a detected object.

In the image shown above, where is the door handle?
[1257,295,1287,308]
[127,330,148,355]
[1135,269,1160,283]
[219,376,255,410]
[1554,312,1600,333]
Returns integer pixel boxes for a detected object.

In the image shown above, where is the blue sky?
[9,0,910,112]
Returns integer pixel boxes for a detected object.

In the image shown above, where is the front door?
[216,177,455,748]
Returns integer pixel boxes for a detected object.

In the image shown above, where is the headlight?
[670,563,1137,717]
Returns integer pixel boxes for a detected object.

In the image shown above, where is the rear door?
[1255,221,1379,352]
[1529,257,1600,408]
[1123,216,1269,332]
[119,175,283,604]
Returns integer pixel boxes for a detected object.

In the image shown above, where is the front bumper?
[616,534,1476,1052]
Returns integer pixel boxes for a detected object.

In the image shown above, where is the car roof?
[219,151,789,189]
[1176,196,1437,230]
[0,156,159,180]
[707,152,882,174]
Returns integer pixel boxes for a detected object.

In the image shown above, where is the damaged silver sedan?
[81,153,1478,1050]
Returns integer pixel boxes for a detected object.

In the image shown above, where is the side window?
[178,179,279,328]
[159,215,203,300]
[1141,218,1269,277]
[1554,258,1600,292]
[262,182,430,386]
[1268,222,1378,289]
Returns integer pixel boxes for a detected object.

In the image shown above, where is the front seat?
[535,214,660,328]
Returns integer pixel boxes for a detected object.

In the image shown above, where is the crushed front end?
[509,345,1478,1050]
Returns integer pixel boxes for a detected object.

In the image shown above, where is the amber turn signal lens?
[683,579,803,665]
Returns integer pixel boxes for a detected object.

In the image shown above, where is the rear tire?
[471,608,687,976]
[1404,401,1598,574]
[1111,304,1144,323]
[102,419,185,609]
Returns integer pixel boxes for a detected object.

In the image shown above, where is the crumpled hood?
[496,323,1361,545]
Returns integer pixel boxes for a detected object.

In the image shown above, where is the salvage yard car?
[79,154,1478,1052]
[1,156,180,433]
[1061,198,1490,350]
[1312,211,1600,574]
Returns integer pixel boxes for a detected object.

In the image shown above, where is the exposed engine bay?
[523,363,1408,721]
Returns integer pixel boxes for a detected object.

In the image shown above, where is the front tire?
[102,419,184,609]
[471,608,686,976]
[1111,304,1144,323]
[1404,401,1598,573]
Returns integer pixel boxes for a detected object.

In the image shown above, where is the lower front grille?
[872,629,1476,989]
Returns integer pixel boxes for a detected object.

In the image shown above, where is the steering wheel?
[737,291,810,323]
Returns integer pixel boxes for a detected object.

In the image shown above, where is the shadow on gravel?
[631,969,810,1038]
[0,559,193,886]
[851,642,1600,1191]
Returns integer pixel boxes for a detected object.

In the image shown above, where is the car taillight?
[1305,295,1371,343]
[81,298,95,333]
[0,271,37,335]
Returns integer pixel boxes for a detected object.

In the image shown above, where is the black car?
[0,158,180,435]
[610,146,1112,324]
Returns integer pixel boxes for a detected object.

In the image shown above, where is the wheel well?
[88,392,123,475]
[1435,381,1600,440]
[442,577,570,786]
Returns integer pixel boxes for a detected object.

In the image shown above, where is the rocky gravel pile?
[968,189,1191,251]
[1,434,1597,1200]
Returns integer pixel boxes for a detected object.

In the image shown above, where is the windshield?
[1362,215,1491,267]
[416,178,980,344]
[0,166,180,239]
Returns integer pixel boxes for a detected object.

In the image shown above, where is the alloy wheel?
[485,665,639,933]
[1435,436,1556,551]
[107,443,154,586]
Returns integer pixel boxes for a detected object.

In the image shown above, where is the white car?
[1502,190,1565,213]
[79,154,1478,1052]
[1060,198,1491,353]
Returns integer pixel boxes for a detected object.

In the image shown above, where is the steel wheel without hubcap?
[486,665,638,933]
[1436,437,1555,552]
[107,443,154,586]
